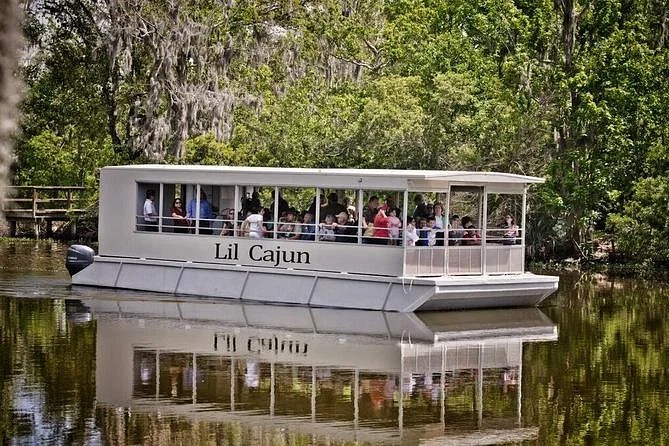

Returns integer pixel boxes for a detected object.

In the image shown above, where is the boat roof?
[104,164,545,185]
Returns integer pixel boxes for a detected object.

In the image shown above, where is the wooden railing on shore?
[2,186,92,238]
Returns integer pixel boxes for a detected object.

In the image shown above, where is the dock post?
[33,220,40,239]
[9,220,17,237]
[45,219,53,238]
[69,219,77,239]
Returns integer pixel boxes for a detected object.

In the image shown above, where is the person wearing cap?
[278,208,301,239]
[332,211,356,243]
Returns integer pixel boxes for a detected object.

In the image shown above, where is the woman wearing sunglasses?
[170,198,189,233]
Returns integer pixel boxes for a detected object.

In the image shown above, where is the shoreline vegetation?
[10,1,669,267]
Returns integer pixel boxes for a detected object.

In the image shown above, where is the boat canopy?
[105,165,543,193]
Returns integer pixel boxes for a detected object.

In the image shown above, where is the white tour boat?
[67,165,559,311]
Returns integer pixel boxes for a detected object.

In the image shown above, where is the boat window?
[161,183,189,234]
[274,186,316,241]
[179,184,219,236]
[485,193,523,245]
[361,190,405,246]
[136,182,161,232]
[447,186,483,246]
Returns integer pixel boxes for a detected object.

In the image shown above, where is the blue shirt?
[187,198,214,220]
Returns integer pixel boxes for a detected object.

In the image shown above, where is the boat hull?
[71,256,558,312]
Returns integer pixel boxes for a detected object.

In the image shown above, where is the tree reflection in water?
[1,239,669,445]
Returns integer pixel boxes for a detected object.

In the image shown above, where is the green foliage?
[15,0,669,262]
[183,133,241,165]
[608,177,669,263]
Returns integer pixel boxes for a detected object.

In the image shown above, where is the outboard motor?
[66,244,95,276]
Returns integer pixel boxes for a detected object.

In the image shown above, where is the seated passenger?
[503,214,519,245]
[299,212,316,241]
[318,214,336,241]
[333,212,356,243]
[220,208,236,236]
[278,209,301,239]
[461,216,481,245]
[426,216,438,246]
[416,218,429,246]
[405,217,419,247]
[448,214,464,246]
[387,208,402,245]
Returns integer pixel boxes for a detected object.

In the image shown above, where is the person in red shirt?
[372,208,390,244]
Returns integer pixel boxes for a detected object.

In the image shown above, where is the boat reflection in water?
[81,291,557,445]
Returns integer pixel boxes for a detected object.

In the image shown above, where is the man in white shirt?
[143,189,158,231]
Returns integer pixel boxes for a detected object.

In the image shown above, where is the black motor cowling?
[66,244,95,276]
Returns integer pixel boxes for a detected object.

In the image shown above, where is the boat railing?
[404,228,524,276]
[134,215,401,246]
[134,215,525,275]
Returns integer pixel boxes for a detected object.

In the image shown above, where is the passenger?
[262,206,273,231]
[380,196,400,216]
[448,214,464,246]
[278,209,301,239]
[333,211,356,243]
[143,189,158,231]
[307,194,327,217]
[433,203,446,246]
[405,217,420,247]
[461,216,481,245]
[187,190,215,235]
[362,196,379,225]
[347,206,358,224]
[412,194,429,219]
[503,214,519,245]
[387,208,402,245]
[245,208,267,239]
[426,203,434,218]
[242,191,261,216]
[372,207,390,244]
[318,214,336,241]
[238,211,252,237]
[170,198,189,233]
[220,208,236,236]
[416,218,429,246]
[343,196,357,216]
[433,203,446,229]
[323,192,347,218]
[299,212,316,241]
[426,217,438,246]
[270,190,289,217]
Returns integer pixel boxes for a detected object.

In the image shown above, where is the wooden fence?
[2,186,91,238]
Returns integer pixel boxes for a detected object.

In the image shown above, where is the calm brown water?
[1,239,668,445]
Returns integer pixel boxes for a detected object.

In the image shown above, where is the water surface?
[1,239,668,445]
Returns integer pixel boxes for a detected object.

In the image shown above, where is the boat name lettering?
[248,336,308,356]
[214,242,311,267]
